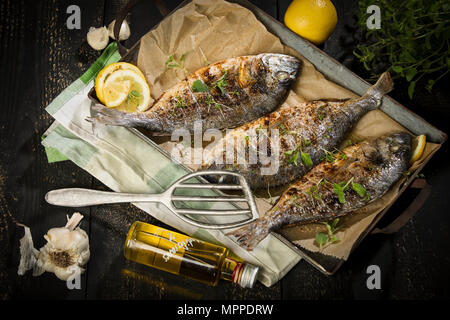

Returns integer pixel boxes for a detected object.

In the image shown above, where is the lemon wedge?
[102,69,151,111]
[95,62,146,104]
[410,134,426,163]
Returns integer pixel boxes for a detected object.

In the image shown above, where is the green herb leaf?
[405,68,417,82]
[315,218,341,250]
[408,80,416,99]
[303,139,311,147]
[288,151,299,166]
[333,183,346,204]
[192,80,210,92]
[331,218,340,230]
[165,53,188,72]
[392,65,403,73]
[212,71,228,95]
[352,182,367,197]
[315,232,328,248]
[284,150,294,156]
[127,90,141,104]
[317,105,326,121]
[300,152,313,166]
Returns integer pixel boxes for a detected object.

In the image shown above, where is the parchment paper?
[136,0,440,261]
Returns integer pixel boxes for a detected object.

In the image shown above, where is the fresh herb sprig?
[165,53,188,73]
[212,71,228,95]
[321,148,347,163]
[205,94,225,116]
[354,0,450,98]
[127,90,141,104]
[284,138,313,167]
[315,218,341,250]
[317,104,327,121]
[329,177,369,204]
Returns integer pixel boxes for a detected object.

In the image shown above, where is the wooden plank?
[0,0,104,299]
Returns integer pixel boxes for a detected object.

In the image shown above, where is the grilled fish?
[89,53,301,134]
[228,132,412,250]
[203,72,393,189]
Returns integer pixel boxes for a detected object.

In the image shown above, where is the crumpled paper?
[135,0,439,261]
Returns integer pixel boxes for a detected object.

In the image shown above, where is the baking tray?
[88,0,447,275]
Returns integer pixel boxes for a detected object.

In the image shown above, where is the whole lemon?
[284,0,338,45]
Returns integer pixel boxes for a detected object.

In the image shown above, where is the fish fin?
[87,104,159,130]
[363,72,394,107]
[226,219,270,251]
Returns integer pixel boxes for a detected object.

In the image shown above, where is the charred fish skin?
[89,53,301,134]
[204,72,394,189]
[228,132,412,250]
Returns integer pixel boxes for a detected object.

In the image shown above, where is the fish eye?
[276,71,290,81]
[390,145,400,152]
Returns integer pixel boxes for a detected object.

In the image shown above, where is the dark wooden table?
[1,0,449,300]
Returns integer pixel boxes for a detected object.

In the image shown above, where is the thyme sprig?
[165,53,188,73]
[212,71,228,95]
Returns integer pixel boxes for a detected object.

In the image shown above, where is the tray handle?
[114,0,170,57]
[371,178,431,235]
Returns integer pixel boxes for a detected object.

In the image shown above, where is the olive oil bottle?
[123,221,259,288]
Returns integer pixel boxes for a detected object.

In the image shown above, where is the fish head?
[377,132,412,165]
[259,53,301,88]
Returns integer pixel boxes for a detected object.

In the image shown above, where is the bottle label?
[160,230,200,262]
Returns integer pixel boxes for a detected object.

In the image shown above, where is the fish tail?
[226,219,270,251]
[362,72,393,109]
[87,104,159,130]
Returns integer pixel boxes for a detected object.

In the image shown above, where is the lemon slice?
[102,79,131,107]
[95,62,146,104]
[410,134,426,163]
[102,69,151,111]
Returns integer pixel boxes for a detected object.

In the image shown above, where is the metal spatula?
[45,170,259,229]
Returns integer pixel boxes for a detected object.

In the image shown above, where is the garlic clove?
[107,19,131,41]
[87,26,110,50]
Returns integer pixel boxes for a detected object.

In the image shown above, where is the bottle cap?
[237,263,259,288]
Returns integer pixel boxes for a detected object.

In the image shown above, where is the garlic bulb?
[87,26,109,50]
[18,212,90,281]
[107,19,131,41]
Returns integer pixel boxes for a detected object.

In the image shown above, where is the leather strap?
[114,0,170,56]
[371,178,431,235]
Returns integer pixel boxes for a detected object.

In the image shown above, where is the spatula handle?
[45,188,162,207]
